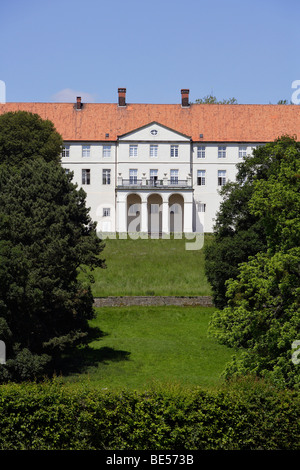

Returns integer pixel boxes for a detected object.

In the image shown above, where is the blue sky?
[1,0,299,104]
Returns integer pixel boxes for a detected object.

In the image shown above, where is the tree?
[209,137,300,388]
[0,112,105,382]
[195,95,237,104]
[204,136,300,308]
[0,110,63,166]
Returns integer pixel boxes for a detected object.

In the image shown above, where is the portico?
[116,186,194,235]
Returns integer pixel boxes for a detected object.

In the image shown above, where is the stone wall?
[93,296,213,307]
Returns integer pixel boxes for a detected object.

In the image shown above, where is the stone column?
[162,196,169,234]
[117,193,127,234]
[140,196,148,234]
[183,199,193,233]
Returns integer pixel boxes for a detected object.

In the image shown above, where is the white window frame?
[82,145,90,158]
[170,145,179,158]
[82,169,90,185]
[62,145,70,158]
[102,169,111,185]
[197,203,206,212]
[218,146,226,158]
[103,145,111,157]
[218,170,226,186]
[129,144,138,157]
[129,169,138,184]
[150,144,158,157]
[150,169,158,185]
[103,208,111,217]
[238,146,247,158]
[170,169,179,184]
[197,145,205,158]
[197,170,206,186]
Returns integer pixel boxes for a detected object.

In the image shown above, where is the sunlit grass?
[80,234,213,297]
[62,306,237,391]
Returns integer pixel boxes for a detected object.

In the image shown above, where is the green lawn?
[80,234,212,297]
[62,306,237,391]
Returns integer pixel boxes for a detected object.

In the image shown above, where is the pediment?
[118,122,191,142]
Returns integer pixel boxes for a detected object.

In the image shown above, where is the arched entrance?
[147,193,163,237]
[169,194,184,234]
[127,194,141,232]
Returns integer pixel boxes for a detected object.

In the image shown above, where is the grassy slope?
[80,234,212,297]
[63,306,236,391]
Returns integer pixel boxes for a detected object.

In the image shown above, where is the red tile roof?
[0,102,299,142]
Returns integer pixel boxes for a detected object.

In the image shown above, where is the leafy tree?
[195,94,237,104]
[0,112,105,382]
[0,110,63,166]
[204,136,300,308]
[209,137,300,388]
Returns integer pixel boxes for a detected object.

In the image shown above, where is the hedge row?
[0,378,299,450]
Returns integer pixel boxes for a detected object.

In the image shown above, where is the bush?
[0,378,299,450]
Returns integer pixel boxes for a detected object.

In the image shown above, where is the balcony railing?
[117,179,192,189]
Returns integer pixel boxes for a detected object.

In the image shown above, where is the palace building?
[1,88,300,235]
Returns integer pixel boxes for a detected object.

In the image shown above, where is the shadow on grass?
[55,326,131,377]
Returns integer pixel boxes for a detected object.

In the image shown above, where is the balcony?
[117,178,192,189]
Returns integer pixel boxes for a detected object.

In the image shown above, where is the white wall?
[60,136,262,234]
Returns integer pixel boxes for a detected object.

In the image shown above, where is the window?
[218,146,226,158]
[103,145,111,157]
[218,170,226,186]
[82,169,90,185]
[150,169,158,185]
[197,146,205,158]
[64,168,70,174]
[62,145,70,158]
[82,145,90,157]
[129,169,138,184]
[197,203,206,212]
[239,146,247,158]
[197,170,206,185]
[129,144,138,157]
[170,145,179,157]
[170,169,178,184]
[103,208,110,217]
[102,169,111,185]
[150,144,158,157]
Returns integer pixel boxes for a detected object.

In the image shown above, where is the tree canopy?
[0,110,63,166]
[208,136,300,388]
[195,94,237,104]
[0,111,105,382]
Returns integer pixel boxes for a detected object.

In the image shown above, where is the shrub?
[0,378,299,450]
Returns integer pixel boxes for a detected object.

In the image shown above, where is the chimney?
[181,89,190,107]
[76,96,82,110]
[118,88,126,107]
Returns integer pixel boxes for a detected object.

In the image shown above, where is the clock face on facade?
[150,129,158,135]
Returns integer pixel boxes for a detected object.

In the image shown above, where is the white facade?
[61,121,260,235]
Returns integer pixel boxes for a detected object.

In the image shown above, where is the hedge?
[0,378,299,450]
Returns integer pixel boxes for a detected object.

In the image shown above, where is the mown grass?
[62,306,237,391]
[80,234,212,297]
